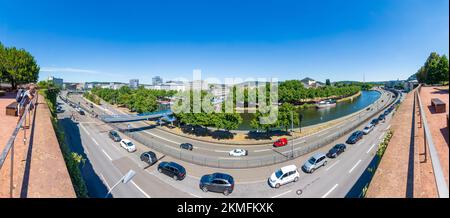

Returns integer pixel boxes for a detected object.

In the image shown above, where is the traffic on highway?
[55,88,401,198]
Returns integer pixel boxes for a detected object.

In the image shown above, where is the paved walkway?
[366,90,417,197]
[0,93,75,197]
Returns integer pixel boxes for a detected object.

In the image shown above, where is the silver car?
[302,153,327,173]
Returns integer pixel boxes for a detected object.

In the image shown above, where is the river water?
[238,90,381,130]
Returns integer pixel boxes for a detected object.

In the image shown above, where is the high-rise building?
[48,76,63,87]
[152,76,163,85]
[129,79,139,89]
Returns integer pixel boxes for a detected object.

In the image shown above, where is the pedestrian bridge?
[99,109,175,123]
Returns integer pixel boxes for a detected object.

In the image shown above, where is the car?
[378,114,385,121]
[346,131,364,144]
[362,123,375,135]
[180,143,193,151]
[268,165,300,188]
[199,173,234,195]
[370,118,379,126]
[157,161,186,180]
[56,105,63,113]
[108,130,121,142]
[273,138,288,147]
[76,107,85,115]
[140,151,158,165]
[120,139,136,152]
[229,149,248,157]
[326,144,346,158]
[302,153,328,173]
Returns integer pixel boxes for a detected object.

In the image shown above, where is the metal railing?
[416,85,449,198]
[0,94,38,197]
[116,89,399,169]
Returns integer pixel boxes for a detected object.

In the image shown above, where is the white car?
[268,165,300,188]
[362,123,375,135]
[229,149,248,157]
[120,139,136,152]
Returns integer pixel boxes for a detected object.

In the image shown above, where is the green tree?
[325,79,331,86]
[1,46,39,89]
[277,103,299,132]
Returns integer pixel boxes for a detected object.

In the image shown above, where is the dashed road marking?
[325,160,340,171]
[349,159,362,173]
[143,131,180,145]
[102,149,113,161]
[321,184,338,198]
[271,190,292,198]
[254,149,272,153]
[189,193,201,198]
[131,181,151,198]
[214,150,230,153]
[367,144,377,154]
[92,138,99,146]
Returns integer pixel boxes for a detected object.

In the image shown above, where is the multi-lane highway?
[58,89,399,198]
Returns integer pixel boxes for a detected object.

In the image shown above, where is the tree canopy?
[416,52,449,85]
[0,42,40,88]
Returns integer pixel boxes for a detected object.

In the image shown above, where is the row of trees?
[90,86,176,113]
[0,42,40,89]
[416,52,449,85]
[279,80,361,104]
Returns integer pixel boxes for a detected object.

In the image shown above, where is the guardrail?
[0,94,38,197]
[118,89,399,169]
[416,85,449,198]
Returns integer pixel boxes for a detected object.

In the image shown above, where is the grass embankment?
[39,89,89,198]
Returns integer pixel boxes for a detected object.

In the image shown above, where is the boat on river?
[316,99,337,109]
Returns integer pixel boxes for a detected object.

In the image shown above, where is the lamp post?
[290,111,294,159]
[105,170,136,198]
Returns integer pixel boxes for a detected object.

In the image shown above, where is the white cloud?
[40,67,100,74]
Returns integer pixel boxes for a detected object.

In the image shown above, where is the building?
[152,76,163,85]
[48,76,63,87]
[129,79,139,89]
[300,77,323,88]
[145,81,186,92]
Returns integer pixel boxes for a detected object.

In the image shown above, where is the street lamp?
[105,170,136,198]
[290,111,294,159]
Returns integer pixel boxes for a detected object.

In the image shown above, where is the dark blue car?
[346,131,364,144]
[200,173,234,196]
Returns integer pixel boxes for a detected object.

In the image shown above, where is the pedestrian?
[17,83,37,126]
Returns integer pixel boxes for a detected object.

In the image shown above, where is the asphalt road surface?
[59,89,399,198]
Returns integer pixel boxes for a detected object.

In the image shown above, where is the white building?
[145,81,186,92]
[129,79,139,89]
[300,77,323,88]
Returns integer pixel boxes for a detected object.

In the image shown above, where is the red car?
[273,138,288,147]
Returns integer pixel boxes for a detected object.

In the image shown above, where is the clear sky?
[0,0,448,84]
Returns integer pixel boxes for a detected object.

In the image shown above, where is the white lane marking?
[102,149,113,161]
[214,150,230,153]
[79,124,90,136]
[187,175,201,180]
[100,174,111,190]
[143,131,179,145]
[367,144,377,154]
[385,125,391,130]
[130,181,151,198]
[189,193,201,198]
[326,160,340,171]
[254,149,272,153]
[321,184,338,198]
[92,138,99,146]
[271,190,292,198]
[218,157,242,160]
[236,179,268,184]
[349,159,362,173]
[378,135,384,140]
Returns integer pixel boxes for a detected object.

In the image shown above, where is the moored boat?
[316,99,337,108]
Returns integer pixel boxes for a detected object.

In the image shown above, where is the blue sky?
[0,0,448,84]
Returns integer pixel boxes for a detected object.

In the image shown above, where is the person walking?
[17,83,37,127]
